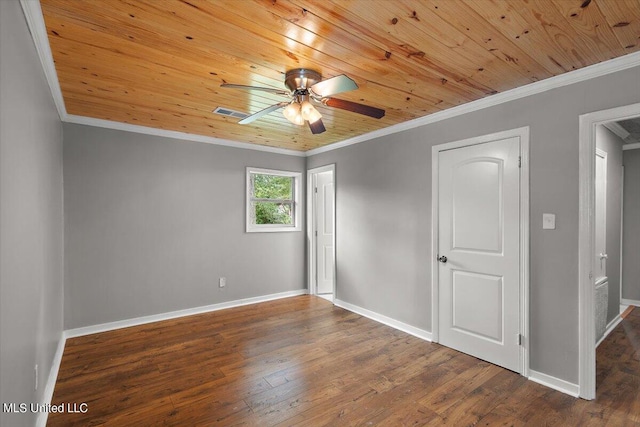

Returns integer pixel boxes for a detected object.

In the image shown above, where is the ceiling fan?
[220,69,385,134]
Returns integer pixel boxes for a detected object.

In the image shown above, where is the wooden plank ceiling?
[41,0,640,152]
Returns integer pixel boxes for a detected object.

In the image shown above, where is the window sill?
[246,225,301,233]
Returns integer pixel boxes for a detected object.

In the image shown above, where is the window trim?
[246,167,302,233]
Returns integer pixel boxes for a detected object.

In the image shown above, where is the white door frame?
[578,102,640,400]
[307,164,336,296]
[431,126,530,376]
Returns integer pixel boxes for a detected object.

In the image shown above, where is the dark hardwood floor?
[47,296,639,426]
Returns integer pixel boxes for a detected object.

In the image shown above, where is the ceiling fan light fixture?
[292,113,305,126]
[283,102,300,123]
[300,100,322,124]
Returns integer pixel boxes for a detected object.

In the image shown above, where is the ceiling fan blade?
[220,83,290,97]
[310,75,358,98]
[308,119,326,134]
[323,98,385,119]
[238,102,289,124]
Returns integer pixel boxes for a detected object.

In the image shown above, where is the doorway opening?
[578,102,640,399]
[307,164,336,301]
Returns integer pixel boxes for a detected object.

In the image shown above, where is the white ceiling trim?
[623,142,640,150]
[20,0,304,157]
[307,51,640,156]
[21,0,66,120]
[66,115,306,157]
[22,0,640,158]
[602,121,631,140]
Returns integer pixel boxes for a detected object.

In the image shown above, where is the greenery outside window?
[246,167,301,232]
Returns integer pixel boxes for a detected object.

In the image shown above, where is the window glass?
[246,168,301,232]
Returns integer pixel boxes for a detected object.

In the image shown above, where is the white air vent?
[213,107,249,119]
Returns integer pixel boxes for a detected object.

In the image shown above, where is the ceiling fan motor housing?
[284,68,322,92]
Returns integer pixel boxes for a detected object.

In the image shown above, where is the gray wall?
[64,124,306,329]
[0,2,65,426]
[595,126,623,323]
[623,149,640,301]
[308,65,640,384]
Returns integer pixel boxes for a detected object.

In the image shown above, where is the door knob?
[438,255,447,263]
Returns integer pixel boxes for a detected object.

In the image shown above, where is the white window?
[246,167,301,233]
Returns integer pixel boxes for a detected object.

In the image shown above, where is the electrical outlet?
[219,277,226,288]
[34,364,38,390]
[543,213,556,230]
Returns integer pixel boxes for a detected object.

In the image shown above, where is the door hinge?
[518,156,522,168]
[315,230,318,237]
[314,187,318,193]
[517,333,523,346]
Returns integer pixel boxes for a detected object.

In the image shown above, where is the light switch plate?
[543,213,556,230]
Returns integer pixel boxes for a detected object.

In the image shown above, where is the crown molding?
[602,122,640,148]
[65,115,306,157]
[602,121,631,140]
[623,142,640,151]
[20,0,301,157]
[22,0,640,158]
[20,0,67,120]
[306,51,640,157]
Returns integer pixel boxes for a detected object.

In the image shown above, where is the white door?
[438,136,521,372]
[315,171,334,294]
[594,148,607,283]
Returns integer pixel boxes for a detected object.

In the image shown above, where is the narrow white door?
[315,171,334,294]
[438,136,521,372]
[594,148,607,283]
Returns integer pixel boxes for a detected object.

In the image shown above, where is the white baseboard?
[333,299,432,342]
[621,298,640,307]
[34,289,306,425]
[528,369,580,397]
[36,332,66,427]
[333,300,586,398]
[65,289,308,338]
[596,312,624,348]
